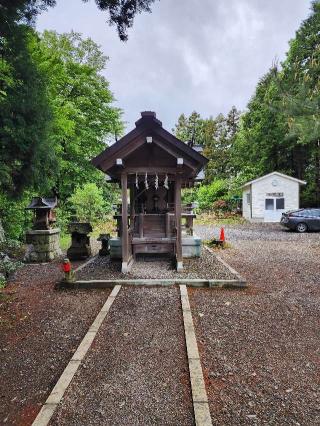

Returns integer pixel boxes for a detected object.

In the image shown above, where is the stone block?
[110,238,122,259]
[182,236,202,258]
[24,228,61,263]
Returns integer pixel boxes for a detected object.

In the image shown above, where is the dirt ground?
[0,260,110,426]
[191,223,320,425]
[1,223,319,425]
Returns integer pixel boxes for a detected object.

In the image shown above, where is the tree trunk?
[0,219,5,242]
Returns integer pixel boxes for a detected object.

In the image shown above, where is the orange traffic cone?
[219,227,225,242]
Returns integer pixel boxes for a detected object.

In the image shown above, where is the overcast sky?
[37,0,313,132]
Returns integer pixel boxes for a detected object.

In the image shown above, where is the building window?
[265,199,274,210]
[276,198,285,210]
[246,193,251,204]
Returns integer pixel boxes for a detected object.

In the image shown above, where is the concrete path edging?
[180,285,212,426]
[32,285,121,426]
[204,245,247,284]
[65,278,246,289]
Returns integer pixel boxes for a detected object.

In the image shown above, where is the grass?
[195,213,247,226]
[60,234,71,251]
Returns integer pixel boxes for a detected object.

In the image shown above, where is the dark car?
[280,208,320,232]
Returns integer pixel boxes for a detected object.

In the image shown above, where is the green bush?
[0,192,33,240]
[69,183,107,225]
[196,180,228,211]
[0,238,24,258]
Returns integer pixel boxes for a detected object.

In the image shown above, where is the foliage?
[233,2,320,207]
[0,26,54,196]
[69,182,107,224]
[0,28,123,239]
[33,30,123,202]
[181,187,198,205]
[0,0,156,41]
[0,256,23,278]
[0,191,32,240]
[0,238,24,258]
[196,180,228,211]
[173,108,241,183]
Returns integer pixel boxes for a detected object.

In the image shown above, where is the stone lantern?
[67,222,92,260]
[25,197,62,263]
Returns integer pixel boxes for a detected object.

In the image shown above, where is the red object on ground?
[62,260,71,273]
[219,227,225,242]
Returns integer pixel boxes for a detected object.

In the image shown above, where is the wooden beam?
[175,175,183,271]
[121,173,129,273]
[153,138,197,171]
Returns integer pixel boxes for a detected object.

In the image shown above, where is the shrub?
[196,180,228,211]
[69,183,107,225]
[0,254,23,279]
[0,238,24,258]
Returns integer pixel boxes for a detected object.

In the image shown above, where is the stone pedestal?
[182,236,202,258]
[25,228,62,263]
[67,222,92,261]
[97,233,110,256]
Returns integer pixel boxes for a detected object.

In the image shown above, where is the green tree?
[34,30,123,201]
[69,182,106,224]
[196,180,228,211]
[0,0,156,41]
[174,108,240,182]
[276,0,320,204]
[0,25,54,196]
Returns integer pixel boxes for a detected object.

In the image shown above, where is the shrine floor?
[76,246,236,281]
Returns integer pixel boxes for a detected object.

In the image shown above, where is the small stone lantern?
[25,197,62,263]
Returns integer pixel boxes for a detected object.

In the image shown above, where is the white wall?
[242,187,251,220]
[251,174,300,220]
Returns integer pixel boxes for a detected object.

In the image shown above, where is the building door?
[264,197,285,222]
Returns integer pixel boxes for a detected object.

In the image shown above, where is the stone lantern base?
[67,222,92,261]
[25,228,62,263]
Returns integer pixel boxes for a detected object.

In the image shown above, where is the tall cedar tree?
[278,0,320,205]
[234,1,320,206]
[0,26,53,196]
[174,108,240,183]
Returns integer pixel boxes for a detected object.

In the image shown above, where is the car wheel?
[296,222,308,233]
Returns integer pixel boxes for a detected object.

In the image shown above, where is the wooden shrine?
[92,111,208,273]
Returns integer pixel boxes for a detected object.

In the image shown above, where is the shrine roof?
[26,197,57,209]
[91,111,208,179]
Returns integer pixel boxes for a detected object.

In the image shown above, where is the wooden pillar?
[175,175,183,271]
[129,184,135,231]
[139,213,144,238]
[165,212,171,238]
[121,173,130,273]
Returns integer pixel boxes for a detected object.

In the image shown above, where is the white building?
[242,172,306,222]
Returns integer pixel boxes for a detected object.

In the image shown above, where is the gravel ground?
[51,286,194,426]
[77,247,236,281]
[190,223,320,425]
[0,261,110,426]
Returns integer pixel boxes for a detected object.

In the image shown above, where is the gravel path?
[0,261,110,426]
[77,247,236,280]
[190,223,320,425]
[50,287,194,426]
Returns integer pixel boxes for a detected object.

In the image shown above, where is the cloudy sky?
[37,0,312,132]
